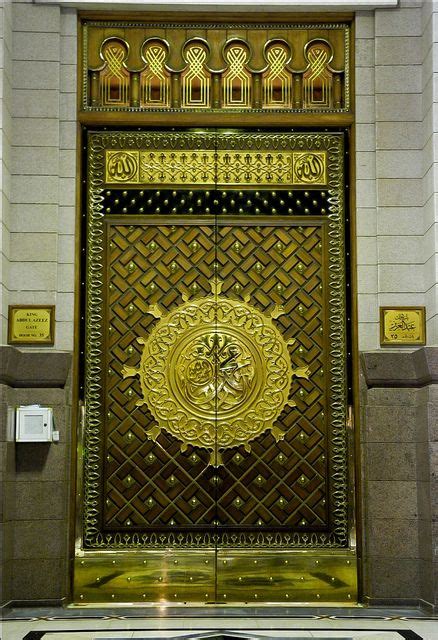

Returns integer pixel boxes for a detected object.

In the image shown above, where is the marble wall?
[0,0,12,604]
[356,2,438,349]
[2,1,437,352]
[361,349,438,610]
[0,348,72,602]
[0,1,76,604]
[6,2,76,350]
[0,0,12,370]
[355,0,438,611]
[422,0,438,345]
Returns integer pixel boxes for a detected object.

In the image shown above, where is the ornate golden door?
[74,129,357,604]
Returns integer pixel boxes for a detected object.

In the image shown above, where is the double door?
[74,129,357,603]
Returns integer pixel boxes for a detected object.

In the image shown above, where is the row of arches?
[87,36,344,110]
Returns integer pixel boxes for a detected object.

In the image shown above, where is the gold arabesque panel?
[76,129,355,604]
[81,20,351,113]
[105,149,328,187]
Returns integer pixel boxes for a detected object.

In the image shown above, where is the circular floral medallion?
[123,281,309,464]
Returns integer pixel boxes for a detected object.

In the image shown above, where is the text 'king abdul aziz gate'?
[74,17,357,604]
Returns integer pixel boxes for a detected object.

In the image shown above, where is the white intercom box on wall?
[15,406,54,442]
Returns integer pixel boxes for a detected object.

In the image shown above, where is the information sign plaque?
[380,306,426,346]
[8,305,55,345]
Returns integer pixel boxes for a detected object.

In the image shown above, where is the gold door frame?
[73,129,357,605]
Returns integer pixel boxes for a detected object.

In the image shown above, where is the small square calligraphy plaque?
[380,306,426,346]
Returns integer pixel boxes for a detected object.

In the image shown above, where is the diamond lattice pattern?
[104,218,327,533]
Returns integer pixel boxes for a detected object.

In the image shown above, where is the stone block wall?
[355,0,438,612]
[422,0,438,345]
[0,0,12,350]
[0,347,72,604]
[0,2,76,603]
[356,2,438,350]
[4,1,435,354]
[7,2,76,350]
[355,10,379,352]
[0,0,12,604]
[361,349,438,611]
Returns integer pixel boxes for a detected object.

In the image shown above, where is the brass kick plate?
[73,552,357,604]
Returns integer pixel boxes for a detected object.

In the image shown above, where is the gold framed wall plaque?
[380,306,426,346]
[8,305,55,345]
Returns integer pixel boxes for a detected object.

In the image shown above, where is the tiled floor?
[1,607,437,640]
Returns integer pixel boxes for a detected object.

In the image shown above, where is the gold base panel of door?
[73,551,357,604]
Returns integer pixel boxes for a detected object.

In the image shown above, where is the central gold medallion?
[123,280,309,464]
[175,329,258,416]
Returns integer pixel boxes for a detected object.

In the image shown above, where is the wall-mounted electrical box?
[15,406,53,442]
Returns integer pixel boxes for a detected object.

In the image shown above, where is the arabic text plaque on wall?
[8,305,55,345]
[380,306,426,346]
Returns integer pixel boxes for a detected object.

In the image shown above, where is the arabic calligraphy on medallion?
[122,280,309,464]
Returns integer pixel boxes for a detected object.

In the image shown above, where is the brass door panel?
[74,130,356,604]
